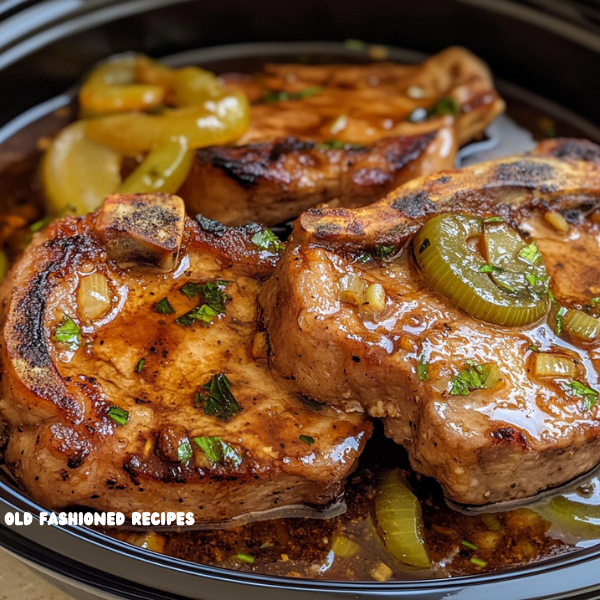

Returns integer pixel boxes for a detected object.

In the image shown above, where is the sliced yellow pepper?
[79,55,166,115]
[42,121,122,215]
[119,137,194,194]
[85,90,250,155]
[172,67,223,106]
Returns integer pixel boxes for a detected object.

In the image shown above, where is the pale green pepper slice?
[412,214,549,326]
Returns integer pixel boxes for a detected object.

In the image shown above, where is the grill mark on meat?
[545,139,600,163]
[492,161,556,188]
[11,233,99,419]
[391,191,436,217]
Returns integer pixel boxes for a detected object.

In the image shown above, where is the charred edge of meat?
[102,200,183,249]
[490,427,529,451]
[538,138,600,163]
[391,190,436,217]
[491,161,556,189]
[195,133,438,190]
[11,235,98,415]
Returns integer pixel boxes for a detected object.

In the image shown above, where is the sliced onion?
[364,283,386,313]
[564,310,600,342]
[532,353,576,378]
[331,534,360,558]
[375,470,431,569]
[78,272,111,321]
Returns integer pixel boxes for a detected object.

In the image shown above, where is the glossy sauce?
[1,65,600,583]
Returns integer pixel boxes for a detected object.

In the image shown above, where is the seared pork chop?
[261,138,600,506]
[181,47,503,225]
[0,193,371,522]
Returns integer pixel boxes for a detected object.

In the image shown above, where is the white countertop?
[0,549,72,600]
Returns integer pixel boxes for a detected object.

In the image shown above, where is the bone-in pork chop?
[260,138,600,506]
[0,193,371,522]
[180,47,504,225]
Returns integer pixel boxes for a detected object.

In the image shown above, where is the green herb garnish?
[192,436,242,466]
[262,87,323,103]
[236,552,256,564]
[483,216,504,224]
[181,280,229,312]
[548,289,557,304]
[197,374,242,421]
[316,139,365,151]
[461,540,478,551]
[301,397,323,411]
[563,380,599,410]
[54,315,81,350]
[470,557,487,568]
[418,354,430,382]
[155,298,175,314]
[176,304,219,327]
[450,361,498,396]
[299,435,315,445]
[479,264,504,274]
[555,306,568,335]
[530,344,540,352]
[30,216,55,232]
[519,243,542,265]
[373,245,395,260]
[251,229,284,253]
[108,406,129,426]
[177,439,193,463]
[591,297,600,305]
[135,358,146,373]
[409,96,460,122]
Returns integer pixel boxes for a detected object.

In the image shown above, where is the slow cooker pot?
[2,0,600,598]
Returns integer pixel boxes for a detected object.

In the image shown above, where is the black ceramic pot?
[1,1,600,598]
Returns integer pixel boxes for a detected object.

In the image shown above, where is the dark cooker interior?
[1,0,600,590]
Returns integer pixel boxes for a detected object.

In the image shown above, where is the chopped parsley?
[519,243,542,265]
[177,439,193,463]
[450,361,498,396]
[30,216,55,232]
[591,297,600,305]
[197,374,242,421]
[193,436,242,466]
[555,306,568,336]
[262,86,323,103]
[408,96,460,122]
[180,280,229,310]
[54,315,81,350]
[176,304,219,327]
[548,289,558,304]
[373,245,396,260]
[479,264,504,274]
[135,358,146,373]
[563,380,599,410]
[236,552,256,564]
[530,344,540,352]
[483,216,504,224]
[316,139,365,151]
[299,435,315,445]
[176,280,230,326]
[251,229,284,253]
[155,298,175,314]
[108,406,129,426]
[418,354,430,382]
[461,540,478,551]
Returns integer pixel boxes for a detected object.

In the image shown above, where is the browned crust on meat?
[294,138,600,254]
[0,197,371,521]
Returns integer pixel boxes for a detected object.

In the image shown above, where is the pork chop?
[260,138,600,506]
[180,47,503,225]
[0,193,371,522]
